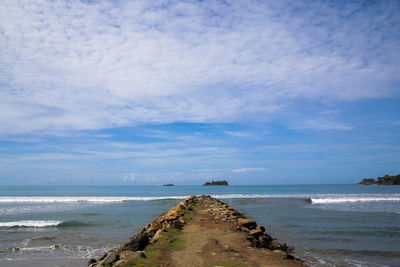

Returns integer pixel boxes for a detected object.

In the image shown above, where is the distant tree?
[203,180,229,186]
[359,174,400,185]
[359,178,375,185]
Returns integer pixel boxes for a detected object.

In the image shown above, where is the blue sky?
[0,0,399,185]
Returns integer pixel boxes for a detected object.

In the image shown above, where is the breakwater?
[89,195,304,266]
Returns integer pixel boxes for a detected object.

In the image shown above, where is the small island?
[202,180,229,186]
[359,174,400,185]
[162,184,174,186]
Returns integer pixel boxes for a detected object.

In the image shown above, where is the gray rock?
[121,233,149,251]
[102,250,119,265]
[98,252,108,261]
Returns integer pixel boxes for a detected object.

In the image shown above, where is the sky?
[0,0,399,185]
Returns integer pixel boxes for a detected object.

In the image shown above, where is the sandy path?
[169,204,304,267]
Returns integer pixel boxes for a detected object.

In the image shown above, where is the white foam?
[19,245,58,251]
[211,193,309,199]
[0,220,62,227]
[1,194,399,204]
[0,195,301,203]
[311,197,400,204]
[0,196,188,203]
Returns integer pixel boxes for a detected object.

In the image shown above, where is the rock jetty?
[89,195,304,266]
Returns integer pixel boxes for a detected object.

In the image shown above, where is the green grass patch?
[158,237,184,251]
[119,257,156,267]
[151,228,184,251]
[118,257,158,267]
[214,262,247,267]
[117,228,186,266]
[117,250,164,267]
[183,209,193,223]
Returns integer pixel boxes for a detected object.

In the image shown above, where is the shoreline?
[89,195,305,266]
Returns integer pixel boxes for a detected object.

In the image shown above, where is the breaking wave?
[0,196,187,203]
[0,220,63,228]
[0,194,399,204]
[0,220,94,228]
[310,197,400,204]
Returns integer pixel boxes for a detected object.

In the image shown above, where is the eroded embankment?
[89,195,305,267]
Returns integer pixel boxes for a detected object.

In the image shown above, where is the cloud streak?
[232,168,268,173]
[0,0,399,135]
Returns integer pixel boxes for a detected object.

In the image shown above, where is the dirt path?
[89,196,305,267]
[169,203,304,267]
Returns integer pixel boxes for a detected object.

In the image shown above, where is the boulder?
[246,235,260,247]
[101,250,119,265]
[120,250,146,259]
[147,220,161,233]
[256,225,265,232]
[249,229,263,237]
[242,226,250,232]
[119,250,136,259]
[98,252,108,261]
[270,239,280,250]
[258,236,268,247]
[252,237,260,247]
[121,233,149,251]
[173,220,183,229]
[87,258,96,266]
[152,229,162,241]
[163,223,171,231]
[238,218,257,229]
[229,210,238,216]
[165,211,179,221]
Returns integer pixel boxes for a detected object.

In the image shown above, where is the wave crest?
[1,194,399,204]
[0,196,187,203]
[311,197,400,204]
[0,220,62,228]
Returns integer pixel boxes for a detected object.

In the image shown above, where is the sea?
[0,185,399,267]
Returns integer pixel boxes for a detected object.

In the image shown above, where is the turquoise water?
[0,185,399,266]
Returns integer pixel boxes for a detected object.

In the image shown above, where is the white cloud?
[232,168,268,173]
[224,131,253,138]
[294,118,354,131]
[0,0,398,134]
[122,174,137,182]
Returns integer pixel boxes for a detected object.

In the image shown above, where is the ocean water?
[0,185,399,266]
